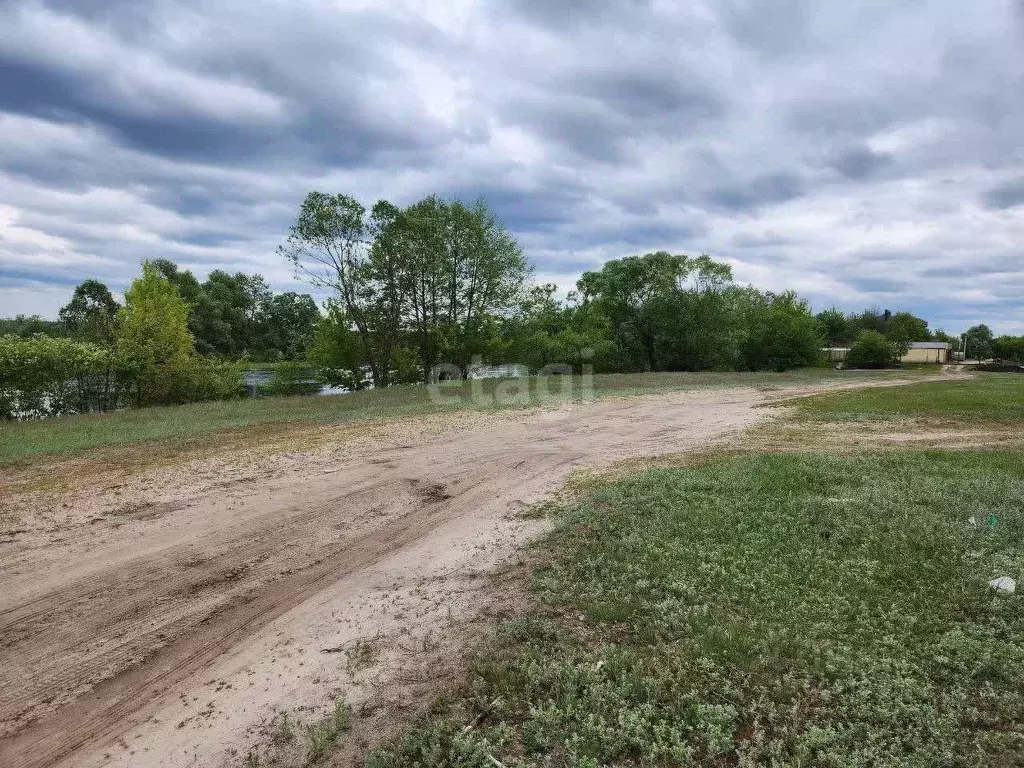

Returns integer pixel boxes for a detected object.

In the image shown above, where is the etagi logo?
[426,355,595,409]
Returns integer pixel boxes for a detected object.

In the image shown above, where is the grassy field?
[793,373,1024,423]
[0,368,923,467]
[368,376,1024,768]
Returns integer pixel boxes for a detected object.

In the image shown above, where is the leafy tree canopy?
[59,278,120,344]
[846,330,901,369]
[964,324,995,361]
[116,261,194,369]
[886,311,931,344]
[283,191,530,385]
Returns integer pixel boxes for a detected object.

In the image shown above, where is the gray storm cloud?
[0,0,1021,332]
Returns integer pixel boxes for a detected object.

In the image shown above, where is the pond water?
[241,369,350,397]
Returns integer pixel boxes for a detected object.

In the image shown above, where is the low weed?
[306,699,353,765]
[252,699,353,767]
[345,638,377,671]
[272,712,296,746]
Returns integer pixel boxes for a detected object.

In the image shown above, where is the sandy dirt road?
[0,381,921,768]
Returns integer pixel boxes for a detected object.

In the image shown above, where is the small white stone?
[989,576,1016,595]
[968,516,977,526]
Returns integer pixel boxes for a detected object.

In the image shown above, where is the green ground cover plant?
[369,449,1024,767]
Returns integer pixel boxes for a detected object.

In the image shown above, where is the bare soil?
[0,380,935,768]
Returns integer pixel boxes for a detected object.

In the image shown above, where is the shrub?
[308,307,369,390]
[390,347,422,385]
[740,291,824,372]
[846,330,901,369]
[0,334,118,419]
[131,356,244,406]
[261,361,319,396]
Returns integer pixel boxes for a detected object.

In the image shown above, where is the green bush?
[846,330,901,369]
[308,306,369,390]
[0,334,119,418]
[740,291,824,372]
[390,347,422,385]
[261,361,319,396]
[0,334,244,418]
[994,336,1024,363]
[132,356,244,406]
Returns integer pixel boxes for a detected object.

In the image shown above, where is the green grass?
[370,449,1024,767]
[305,699,353,765]
[249,699,353,767]
[0,368,919,466]
[795,373,1024,423]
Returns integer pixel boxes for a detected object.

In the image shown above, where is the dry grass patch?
[746,417,1024,455]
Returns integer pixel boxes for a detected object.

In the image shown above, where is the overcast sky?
[1,0,1022,333]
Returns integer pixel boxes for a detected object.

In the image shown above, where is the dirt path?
[0,380,929,768]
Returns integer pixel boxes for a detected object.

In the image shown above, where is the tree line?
[958,324,1024,363]
[4,190,1016,418]
[0,264,246,418]
[1,261,324,417]
[3,263,321,360]
[286,193,829,388]
[815,308,1023,366]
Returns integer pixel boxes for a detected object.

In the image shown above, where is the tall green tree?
[885,311,931,344]
[200,270,272,356]
[740,291,824,371]
[116,262,195,403]
[255,292,321,360]
[150,259,205,304]
[58,279,120,345]
[149,259,218,353]
[400,196,530,376]
[578,252,732,371]
[655,282,745,372]
[964,324,994,361]
[150,258,313,359]
[849,309,890,336]
[280,192,408,386]
[816,307,850,345]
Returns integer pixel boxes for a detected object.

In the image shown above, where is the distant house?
[902,342,951,363]
[823,347,851,363]
[823,341,951,364]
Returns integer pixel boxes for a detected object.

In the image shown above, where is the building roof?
[908,341,950,349]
